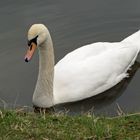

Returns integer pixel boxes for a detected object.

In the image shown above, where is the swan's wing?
[54,42,138,104]
[57,42,118,62]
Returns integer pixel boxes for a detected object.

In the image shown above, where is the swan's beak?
[24,42,37,62]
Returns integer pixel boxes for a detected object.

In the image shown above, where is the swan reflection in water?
[54,61,140,116]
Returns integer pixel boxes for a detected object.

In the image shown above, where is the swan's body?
[25,24,140,108]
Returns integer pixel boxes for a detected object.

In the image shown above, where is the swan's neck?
[33,34,55,108]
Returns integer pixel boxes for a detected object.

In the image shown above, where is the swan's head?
[24,24,48,62]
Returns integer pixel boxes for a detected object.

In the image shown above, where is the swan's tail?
[122,29,140,50]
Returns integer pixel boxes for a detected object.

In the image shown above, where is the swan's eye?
[28,35,38,46]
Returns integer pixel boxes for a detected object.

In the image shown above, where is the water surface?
[0,0,140,116]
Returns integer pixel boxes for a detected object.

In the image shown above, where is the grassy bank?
[0,110,140,140]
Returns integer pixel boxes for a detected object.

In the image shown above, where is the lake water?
[0,0,140,116]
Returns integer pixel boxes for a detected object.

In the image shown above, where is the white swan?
[24,24,140,108]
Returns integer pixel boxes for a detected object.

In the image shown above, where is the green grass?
[0,110,140,140]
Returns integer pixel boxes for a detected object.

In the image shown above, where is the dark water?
[0,0,140,116]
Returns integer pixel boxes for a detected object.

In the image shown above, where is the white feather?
[53,42,139,104]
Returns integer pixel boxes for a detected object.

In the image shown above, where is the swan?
[24,24,140,108]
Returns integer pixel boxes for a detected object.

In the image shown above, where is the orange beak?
[24,42,37,62]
